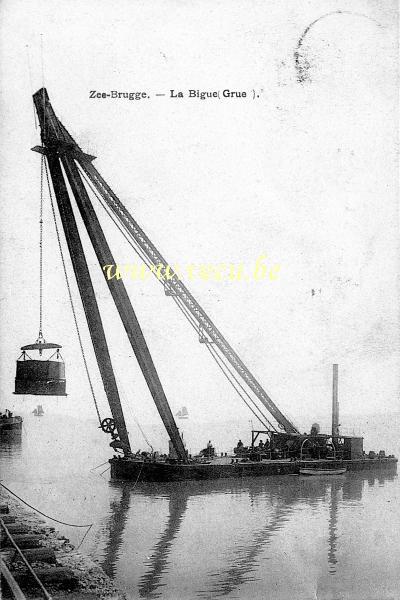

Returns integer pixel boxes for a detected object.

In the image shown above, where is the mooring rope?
[90,460,110,472]
[0,482,93,529]
[99,466,111,478]
[131,462,144,489]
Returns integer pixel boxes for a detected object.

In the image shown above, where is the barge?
[110,371,398,483]
[110,455,398,482]
[0,411,23,432]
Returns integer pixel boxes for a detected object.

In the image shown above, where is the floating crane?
[32,88,299,462]
[28,88,398,482]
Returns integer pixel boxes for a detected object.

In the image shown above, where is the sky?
[0,0,398,450]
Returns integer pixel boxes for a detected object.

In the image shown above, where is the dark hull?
[110,456,398,482]
[0,417,23,431]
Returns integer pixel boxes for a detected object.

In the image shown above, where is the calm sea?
[1,412,399,600]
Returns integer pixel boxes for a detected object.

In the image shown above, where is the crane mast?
[33,88,188,461]
[78,168,299,436]
[33,87,299,441]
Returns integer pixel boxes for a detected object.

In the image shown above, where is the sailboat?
[33,405,44,417]
[176,407,189,420]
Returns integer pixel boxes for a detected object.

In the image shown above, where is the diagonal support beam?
[60,154,188,462]
[33,88,187,461]
[31,86,299,438]
[43,153,131,453]
[79,159,299,434]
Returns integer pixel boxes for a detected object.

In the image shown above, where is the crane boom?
[33,88,189,461]
[77,161,299,435]
[33,87,299,435]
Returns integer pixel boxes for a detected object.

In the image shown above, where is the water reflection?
[0,428,23,456]
[328,480,339,573]
[100,471,396,599]
[138,492,188,597]
[202,493,292,597]
[326,475,365,574]
[101,485,131,579]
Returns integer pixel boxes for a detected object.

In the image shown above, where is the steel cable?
[43,158,102,425]
[78,164,276,432]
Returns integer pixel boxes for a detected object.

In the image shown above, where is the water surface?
[1,413,399,599]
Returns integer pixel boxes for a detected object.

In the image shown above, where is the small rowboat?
[300,468,346,476]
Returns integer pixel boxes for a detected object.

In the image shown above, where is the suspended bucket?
[14,341,67,396]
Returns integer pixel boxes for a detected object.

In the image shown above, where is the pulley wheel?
[100,417,116,434]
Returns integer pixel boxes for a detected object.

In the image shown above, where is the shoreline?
[0,488,127,599]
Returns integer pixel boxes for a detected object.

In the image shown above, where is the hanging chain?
[43,158,102,426]
[38,155,44,340]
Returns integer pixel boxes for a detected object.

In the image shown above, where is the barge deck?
[110,456,398,482]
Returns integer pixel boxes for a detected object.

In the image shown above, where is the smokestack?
[332,364,340,437]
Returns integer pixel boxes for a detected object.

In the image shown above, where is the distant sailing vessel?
[32,405,44,417]
[176,406,189,419]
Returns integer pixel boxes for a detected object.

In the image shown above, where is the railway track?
[0,503,78,599]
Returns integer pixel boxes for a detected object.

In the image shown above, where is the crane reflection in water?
[95,471,396,599]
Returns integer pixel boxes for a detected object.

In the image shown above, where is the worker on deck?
[206,440,215,458]
[234,439,244,454]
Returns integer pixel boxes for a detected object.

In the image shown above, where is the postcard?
[0,1,398,599]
